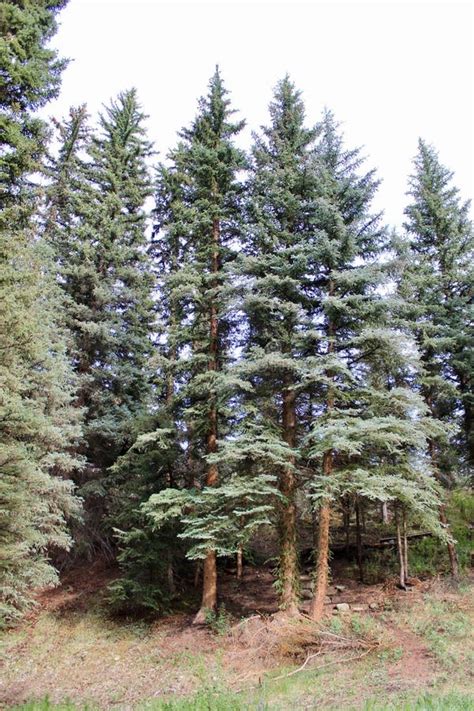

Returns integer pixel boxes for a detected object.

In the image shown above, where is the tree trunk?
[194,562,201,588]
[278,380,299,614]
[194,217,220,624]
[167,557,176,596]
[402,509,409,584]
[309,490,331,621]
[236,545,243,580]
[343,498,351,555]
[396,509,406,590]
[355,499,364,583]
[381,501,389,524]
[309,298,335,621]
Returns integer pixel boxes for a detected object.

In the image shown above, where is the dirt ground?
[1,561,473,709]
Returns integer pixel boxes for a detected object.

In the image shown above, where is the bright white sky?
[46,0,473,228]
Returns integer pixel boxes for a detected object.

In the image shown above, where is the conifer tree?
[1,0,82,623]
[240,77,319,613]
[0,238,83,624]
[46,90,155,551]
[394,141,473,575]
[302,112,445,619]
[148,69,246,623]
[400,140,473,471]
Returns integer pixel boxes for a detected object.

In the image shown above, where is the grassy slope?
[2,578,473,711]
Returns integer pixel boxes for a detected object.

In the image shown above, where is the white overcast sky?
[45,0,473,228]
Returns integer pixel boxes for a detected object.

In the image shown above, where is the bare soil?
[1,561,472,709]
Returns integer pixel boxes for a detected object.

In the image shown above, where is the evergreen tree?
[46,90,155,552]
[147,68,246,623]
[0,0,82,624]
[239,77,319,613]
[0,237,82,624]
[302,112,445,619]
[0,0,67,215]
[400,140,473,472]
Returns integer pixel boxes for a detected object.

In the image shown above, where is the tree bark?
[194,217,220,624]
[309,295,335,621]
[381,501,389,524]
[343,497,351,555]
[236,545,243,580]
[278,379,299,614]
[402,509,409,584]
[309,489,331,621]
[396,509,406,590]
[355,499,364,583]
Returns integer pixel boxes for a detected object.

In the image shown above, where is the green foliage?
[144,474,278,560]
[397,139,474,474]
[0,0,67,216]
[302,113,446,541]
[408,489,474,574]
[204,603,233,636]
[105,421,183,614]
[0,0,82,626]
[45,88,156,552]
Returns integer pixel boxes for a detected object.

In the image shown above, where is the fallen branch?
[269,648,323,681]
[266,644,378,683]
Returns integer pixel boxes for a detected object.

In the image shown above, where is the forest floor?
[1,560,473,710]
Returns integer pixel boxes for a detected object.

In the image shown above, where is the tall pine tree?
[148,68,246,622]
[400,140,473,472]
[46,89,155,552]
[0,0,82,624]
[240,77,319,613]
[303,112,444,619]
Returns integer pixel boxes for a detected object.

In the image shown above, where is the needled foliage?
[144,68,247,619]
[302,113,448,617]
[396,140,473,475]
[0,0,82,626]
[238,77,319,611]
[2,41,471,629]
[45,89,156,554]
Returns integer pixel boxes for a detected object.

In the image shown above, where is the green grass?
[10,690,474,711]
[360,691,474,710]
[4,567,472,711]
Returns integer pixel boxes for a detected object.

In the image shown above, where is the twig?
[267,645,377,683]
[270,648,323,681]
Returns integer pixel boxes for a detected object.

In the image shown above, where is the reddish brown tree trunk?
[310,297,335,621]
[343,497,351,555]
[194,217,220,624]
[279,380,299,614]
[309,468,331,620]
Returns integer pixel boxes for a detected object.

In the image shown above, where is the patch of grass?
[11,701,96,711]
[408,598,472,670]
[10,689,474,711]
[204,603,233,636]
[350,612,381,639]
[360,690,474,710]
